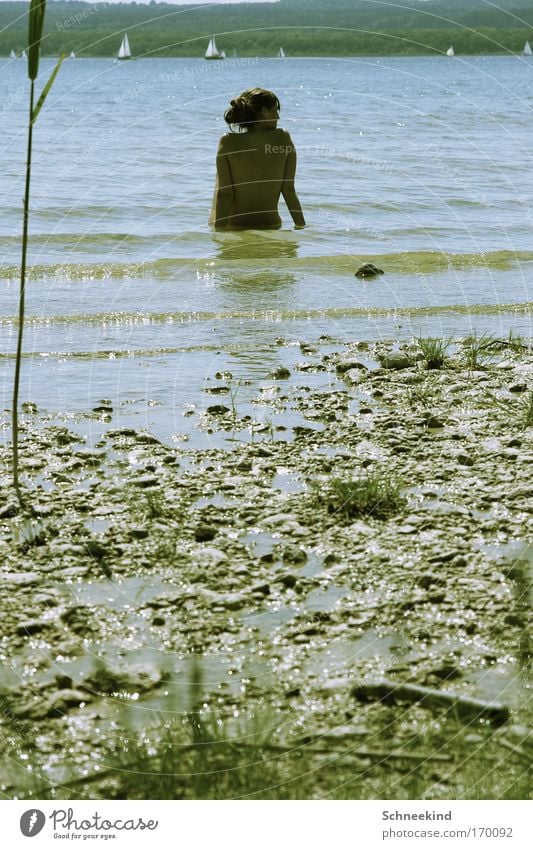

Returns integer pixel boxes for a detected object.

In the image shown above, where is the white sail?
[118,34,131,60]
[524,41,532,56]
[278,47,286,58]
[10,49,16,59]
[205,36,222,59]
[21,49,27,59]
[220,50,226,59]
[446,46,454,57]
[70,51,76,59]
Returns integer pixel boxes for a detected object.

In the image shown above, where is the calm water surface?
[0,56,531,436]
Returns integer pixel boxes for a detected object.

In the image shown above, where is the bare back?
[210,128,305,230]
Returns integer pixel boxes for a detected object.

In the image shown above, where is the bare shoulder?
[217,132,237,150]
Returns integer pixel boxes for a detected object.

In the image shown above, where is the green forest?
[1,0,532,57]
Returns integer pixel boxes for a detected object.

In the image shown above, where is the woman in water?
[210,88,306,230]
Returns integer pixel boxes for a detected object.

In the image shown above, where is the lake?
[0,55,531,440]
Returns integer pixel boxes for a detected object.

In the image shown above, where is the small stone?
[344,368,366,385]
[130,475,159,488]
[424,414,445,429]
[354,263,384,278]
[21,401,39,414]
[16,620,49,636]
[83,539,108,559]
[276,573,298,589]
[194,524,217,542]
[251,582,271,595]
[417,573,445,589]
[1,571,40,586]
[428,550,462,564]
[509,383,527,393]
[268,367,291,379]
[453,451,475,467]
[46,689,90,716]
[135,432,162,445]
[335,359,368,375]
[378,352,411,370]
[283,545,307,564]
[204,385,230,395]
[0,503,18,519]
[129,527,149,540]
[206,404,231,415]
[196,547,227,566]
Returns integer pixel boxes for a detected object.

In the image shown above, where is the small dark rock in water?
[204,385,230,394]
[509,383,527,393]
[194,524,217,542]
[21,401,38,413]
[268,366,291,379]
[206,404,231,415]
[93,405,113,414]
[355,262,384,278]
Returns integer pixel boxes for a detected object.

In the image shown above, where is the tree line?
[0,1,531,57]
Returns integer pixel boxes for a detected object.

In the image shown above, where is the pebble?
[283,545,307,565]
[206,404,231,415]
[335,359,368,375]
[194,524,217,542]
[1,571,40,586]
[195,547,228,566]
[16,620,50,636]
[130,475,159,488]
[268,367,291,379]
[378,352,411,370]
[45,689,90,717]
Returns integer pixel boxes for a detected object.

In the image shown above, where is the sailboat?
[117,34,131,61]
[524,41,532,56]
[70,51,76,59]
[446,46,454,57]
[21,49,27,59]
[10,49,16,59]
[205,36,223,60]
[277,47,286,58]
[220,50,226,59]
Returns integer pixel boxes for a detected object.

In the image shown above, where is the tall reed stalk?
[12,0,63,509]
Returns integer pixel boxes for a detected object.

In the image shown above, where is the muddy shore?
[0,335,531,799]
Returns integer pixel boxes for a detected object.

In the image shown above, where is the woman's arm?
[213,136,234,229]
[281,134,306,228]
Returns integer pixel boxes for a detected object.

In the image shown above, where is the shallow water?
[0,56,532,435]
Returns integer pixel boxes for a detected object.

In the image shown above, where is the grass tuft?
[461,333,495,370]
[415,336,453,369]
[312,471,406,519]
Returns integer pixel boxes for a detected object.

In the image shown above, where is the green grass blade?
[32,54,64,124]
[28,0,46,81]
